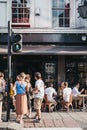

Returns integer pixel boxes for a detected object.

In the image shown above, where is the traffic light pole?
[6,21,11,121]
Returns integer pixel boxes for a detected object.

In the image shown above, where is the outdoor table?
[79,94,87,111]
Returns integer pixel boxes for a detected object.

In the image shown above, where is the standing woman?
[14,73,28,124]
[25,74,33,118]
[0,72,5,122]
[63,82,72,111]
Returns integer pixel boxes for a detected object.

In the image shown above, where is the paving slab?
[0,111,87,130]
[22,128,83,130]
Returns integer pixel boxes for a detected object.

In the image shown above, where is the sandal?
[16,119,20,123]
[19,119,23,124]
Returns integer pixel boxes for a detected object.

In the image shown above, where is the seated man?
[72,82,84,109]
[44,83,57,111]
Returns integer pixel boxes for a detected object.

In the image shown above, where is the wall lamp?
[82,35,86,41]
[35,8,40,16]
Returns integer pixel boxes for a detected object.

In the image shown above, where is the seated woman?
[63,82,72,111]
[57,82,65,110]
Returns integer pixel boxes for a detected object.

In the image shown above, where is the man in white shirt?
[33,72,44,123]
[72,83,84,109]
[44,83,57,104]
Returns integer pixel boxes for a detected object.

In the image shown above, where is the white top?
[34,79,44,99]
[0,79,5,92]
[72,87,80,97]
[63,87,72,102]
[44,87,57,101]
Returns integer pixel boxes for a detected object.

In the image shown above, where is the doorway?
[12,55,58,87]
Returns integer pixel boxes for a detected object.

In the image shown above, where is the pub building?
[0,0,87,90]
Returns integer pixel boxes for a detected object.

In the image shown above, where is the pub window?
[44,62,57,89]
[12,0,30,27]
[65,56,87,89]
[52,0,70,27]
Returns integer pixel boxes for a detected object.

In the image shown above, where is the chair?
[62,94,74,112]
[44,94,57,112]
[72,96,79,109]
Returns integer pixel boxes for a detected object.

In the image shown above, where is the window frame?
[11,0,30,27]
[52,0,70,28]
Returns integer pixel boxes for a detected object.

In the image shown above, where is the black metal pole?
[6,21,11,121]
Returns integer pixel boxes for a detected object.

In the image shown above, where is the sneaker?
[32,115,38,119]
[28,115,32,118]
[16,119,20,123]
[38,119,42,123]
[34,119,42,123]
[26,114,30,118]
[23,114,30,119]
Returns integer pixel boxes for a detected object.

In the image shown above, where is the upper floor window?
[12,0,30,27]
[52,0,70,27]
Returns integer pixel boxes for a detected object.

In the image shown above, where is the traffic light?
[11,34,22,52]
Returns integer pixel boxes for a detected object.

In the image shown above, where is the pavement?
[0,110,87,130]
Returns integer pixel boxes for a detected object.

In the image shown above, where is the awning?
[0,45,87,55]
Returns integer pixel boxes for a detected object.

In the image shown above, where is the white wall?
[70,0,76,28]
[75,0,86,28]
[69,0,87,28]
[0,0,86,29]
[32,0,86,28]
[0,0,11,27]
[0,1,7,27]
[31,0,51,28]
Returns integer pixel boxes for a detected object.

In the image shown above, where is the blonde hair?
[64,82,68,87]
[20,72,26,79]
